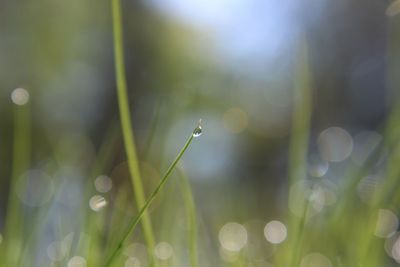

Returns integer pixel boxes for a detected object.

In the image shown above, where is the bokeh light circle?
[154,242,173,260]
[317,127,353,162]
[264,220,287,244]
[89,195,107,211]
[67,256,87,267]
[11,88,30,105]
[94,175,113,193]
[218,222,248,252]
[125,257,141,267]
[375,209,398,238]
[300,253,332,267]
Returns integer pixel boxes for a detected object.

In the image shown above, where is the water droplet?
[192,119,203,137]
[193,126,202,137]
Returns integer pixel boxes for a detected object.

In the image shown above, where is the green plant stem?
[287,36,312,267]
[287,36,312,186]
[111,0,156,258]
[177,166,199,267]
[86,123,120,266]
[290,189,311,267]
[4,103,31,266]
[105,132,196,267]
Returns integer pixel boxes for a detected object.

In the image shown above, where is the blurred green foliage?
[1,0,400,266]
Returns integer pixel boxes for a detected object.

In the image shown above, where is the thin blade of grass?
[3,102,31,265]
[287,35,313,267]
[111,0,156,259]
[105,125,200,267]
[177,166,199,267]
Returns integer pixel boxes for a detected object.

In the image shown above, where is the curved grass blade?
[105,123,202,267]
[111,0,156,258]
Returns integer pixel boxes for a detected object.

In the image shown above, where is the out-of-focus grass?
[111,0,157,262]
[286,36,313,267]
[2,1,400,267]
[3,100,31,266]
[105,123,200,266]
[177,166,199,267]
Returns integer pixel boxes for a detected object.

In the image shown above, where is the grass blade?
[3,101,31,265]
[111,0,156,257]
[287,36,313,267]
[105,124,201,267]
[177,166,199,267]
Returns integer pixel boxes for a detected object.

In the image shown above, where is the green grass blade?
[287,36,313,267]
[111,0,156,257]
[177,166,199,267]
[105,125,200,267]
[3,102,31,265]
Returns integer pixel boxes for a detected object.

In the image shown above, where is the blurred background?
[1,0,400,266]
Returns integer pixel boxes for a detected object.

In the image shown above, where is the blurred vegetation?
[1,0,400,266]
